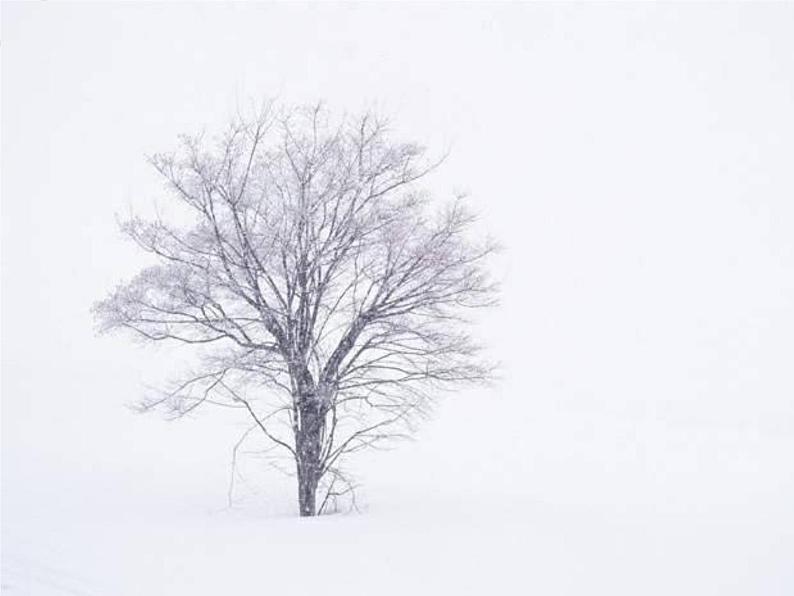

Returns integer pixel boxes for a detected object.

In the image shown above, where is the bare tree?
[94,102,498,516]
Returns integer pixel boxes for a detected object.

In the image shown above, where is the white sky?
[3,3,794,519]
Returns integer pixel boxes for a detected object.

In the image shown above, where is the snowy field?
[4,398,794,595]
[5,502,792,596]
[4,4,794,595]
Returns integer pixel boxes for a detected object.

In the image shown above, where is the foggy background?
[3,3,794,594]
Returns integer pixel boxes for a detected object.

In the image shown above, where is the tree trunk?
[296,398,324,517]
[298,471,318,517]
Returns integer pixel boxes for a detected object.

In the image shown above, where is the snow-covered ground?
[4,398,794,595]
[5,500,792,596]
